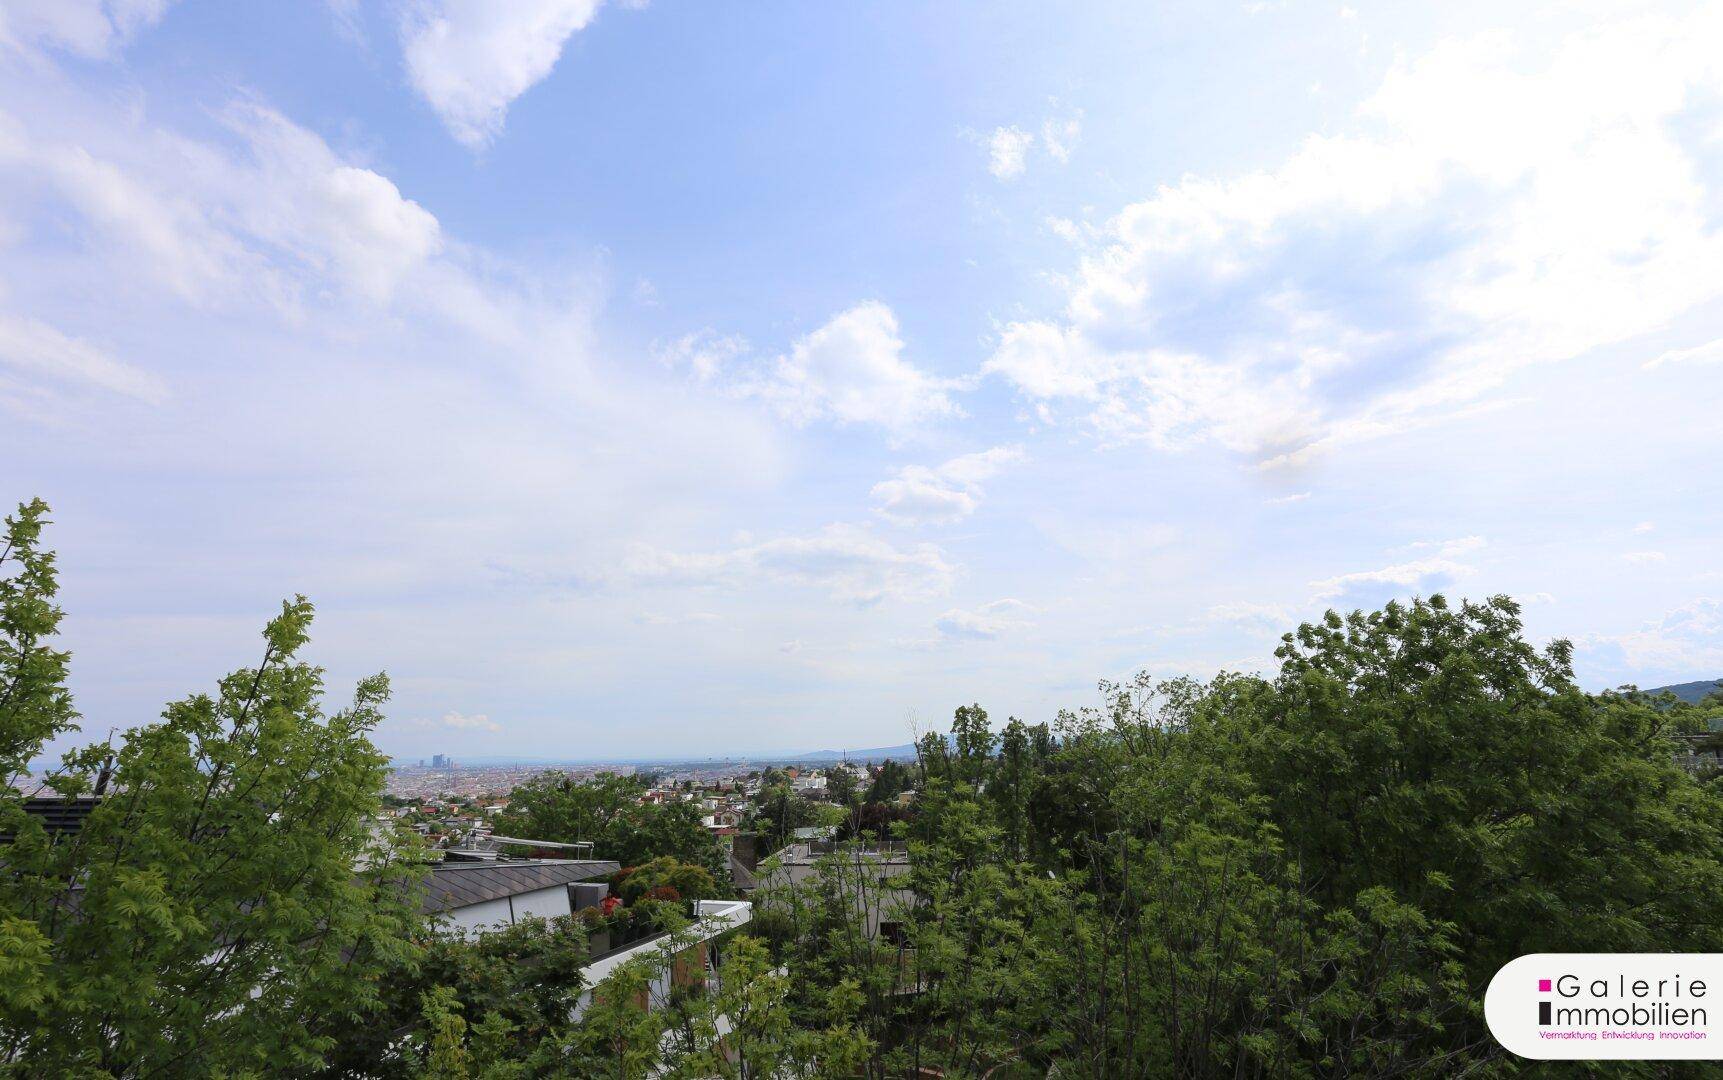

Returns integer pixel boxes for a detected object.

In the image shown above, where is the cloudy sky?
[4,0,1721,760]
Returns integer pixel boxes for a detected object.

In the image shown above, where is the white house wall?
[510,883,573,922]
[440,884,573,938]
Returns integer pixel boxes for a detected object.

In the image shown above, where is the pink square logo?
[1538,979,1552,992]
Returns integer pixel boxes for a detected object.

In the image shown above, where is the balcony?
[577,899,753,1012]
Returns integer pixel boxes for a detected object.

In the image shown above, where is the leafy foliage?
[616,856,717,906]
[758,596,1723,1077]
[325,913,597,1078]
[492,772,725,882]
[0,503,424,1076]
[0,499,75,780]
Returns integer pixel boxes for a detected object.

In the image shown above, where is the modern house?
[421,855,756,1022]
[573,898,754,1018]
[421,857,619,937]
[757,838,912,942]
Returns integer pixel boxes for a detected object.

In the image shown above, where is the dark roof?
[421,858,618,913]
[0,796,103,843]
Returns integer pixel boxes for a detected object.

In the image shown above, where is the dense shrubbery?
[615,856,718,906]
[760,597,1723,1078]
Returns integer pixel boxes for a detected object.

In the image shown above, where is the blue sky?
[3,0,1721,760]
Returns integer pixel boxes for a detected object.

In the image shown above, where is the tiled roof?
[421,858,618,913]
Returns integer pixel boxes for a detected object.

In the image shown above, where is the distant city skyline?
[4,1,1722,760]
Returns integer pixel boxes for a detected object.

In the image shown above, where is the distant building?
[430,753,451,769]
[702,809,741,830]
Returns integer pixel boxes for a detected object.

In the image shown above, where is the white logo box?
[1486,954,1723,1060]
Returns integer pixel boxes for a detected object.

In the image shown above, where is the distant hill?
[785,742,921,763]
[1646,679,1723,705]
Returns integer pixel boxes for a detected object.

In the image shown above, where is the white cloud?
[985,112,1082,180]
[1206,601,1293,627]
[1310,537,1484,601]
[410,710,501,732]
[1632,521,1656,534]
[1045,216,1082,242]
[0,312,165,403]
[400,0,605,150]
[1621,550,1667,565]
[935,598,1035,640]
[987,126,1034,180]
[871,445,1023,526]
[0,100,442,311]
[1406,535,1485,554]
[220,103,443,304]
[1264,491,1310,506]
[1646,337,1723,370]
[1040,519,1179,568]
[627,524,956,606]
[986,319,1114,399]
[1584,599,1723,674]
[656,329,749,381]
[1040,113,1082,163]
[985,11,1723,467]
[442,710,499,731]
[325,0,364,45]
[636,611,722,626]
[13,137,259,307]
[746,302,961,432]
[0,0,174,59]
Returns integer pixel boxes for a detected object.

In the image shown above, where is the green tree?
[825,766,859,807]
[0,500,75,782]
[617,856,718,905]
[322,912,596,1077]
[861,758,913,806]
[949,703,995,787]
[494,772,725,881]
[748,781,819,855]
[0,502,424,1076]
[560,956,665,1079]
[1245,596,1723,1012]
[757,596,1723,1077]
[661,934,869,1079]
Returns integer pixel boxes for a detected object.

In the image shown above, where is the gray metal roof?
[421,858,618,913]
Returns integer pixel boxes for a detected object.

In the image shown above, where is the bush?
[617,856,719,905]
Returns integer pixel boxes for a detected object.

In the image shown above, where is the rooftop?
[772,839,910,866]
[421,858,619,913]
